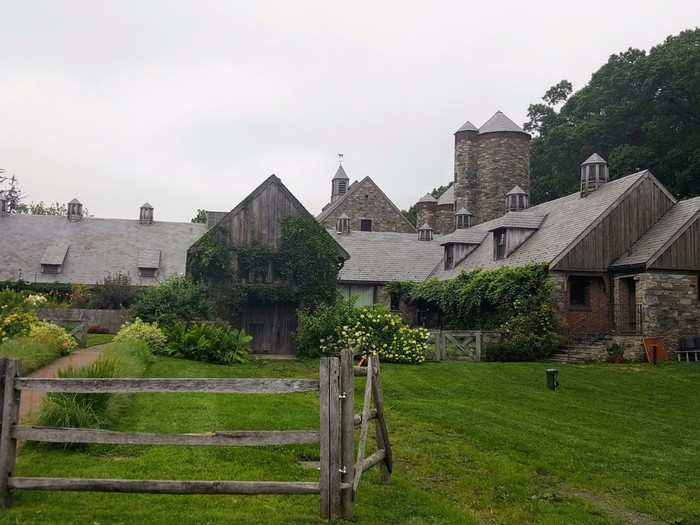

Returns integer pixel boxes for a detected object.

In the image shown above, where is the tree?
[527,29,700,203]
[191,209,207,223]
[17,201,67,216]
[0,171,24,212]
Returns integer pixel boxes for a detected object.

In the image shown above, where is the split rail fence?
[0,350,391,521]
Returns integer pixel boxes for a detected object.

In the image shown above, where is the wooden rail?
[0,352,392,522]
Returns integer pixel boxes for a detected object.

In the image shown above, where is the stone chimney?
[67,198,83,222]
[139,203,154,225]
[580,153,609,196]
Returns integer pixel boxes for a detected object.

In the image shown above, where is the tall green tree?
[527,29,700,203]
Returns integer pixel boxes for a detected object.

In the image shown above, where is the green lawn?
[4,358,699,524]
[0,337,61,374]
[84,333,115,348]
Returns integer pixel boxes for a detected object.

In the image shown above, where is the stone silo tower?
[473,111,530,224]
[415,193,437,230]
[453,120,479,221]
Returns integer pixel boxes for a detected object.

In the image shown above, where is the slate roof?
[418,193,437,203]
[332,230,444,283]
[487,212,546,231]
[0,214,207,285]
[612,196,700,269]
[40,244,69,266]
[507,185,527,195]
[437,184,454,206]
[434,170,651,279]
[439,230,488,246]
[478,111,528,135]
[582,153,607,164]
[456,120,478,133]
[205,211,228,229]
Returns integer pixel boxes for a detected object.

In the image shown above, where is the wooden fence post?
[339,349,354,519]
[0,359,20,509]
[319,356,341,521]
[370,355,392,483]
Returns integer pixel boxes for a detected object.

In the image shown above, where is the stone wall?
[475,132,530,225]
[637,272,700,351]
[37,308,128,334]
[454,130,479,218]
[320,179,415,233]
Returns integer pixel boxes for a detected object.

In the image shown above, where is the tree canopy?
[527,29,700,203]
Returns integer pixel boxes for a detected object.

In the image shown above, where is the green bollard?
[546,368,559,391]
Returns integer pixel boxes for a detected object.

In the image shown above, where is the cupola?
[580,153,609,196]
[418,223,434,241]
[455,207,473,229]
[336,213,350,234]
[67,198,83,222]
[505,186,528,212]
[331,155,350,203]
[139,202,154,225]
[0,192,7,217]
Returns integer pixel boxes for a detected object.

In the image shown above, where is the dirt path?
[19,346,107,421]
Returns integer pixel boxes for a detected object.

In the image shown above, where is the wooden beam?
[361,449,386,473]
[319,358,331,519]
[0,360,20,509]
[339,349,355,520]
[371,355,393,480]
[8,477,320,495]
[353,366,367,377]
[352,356,374,494]
[15,378,320,394]
[353,410,377,427]
[12,427,319,447]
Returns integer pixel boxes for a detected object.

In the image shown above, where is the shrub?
[164,322,251,365]
[114,319,167,353]
[70,284,92,309]
[297,300,429,364]
[129,276,211,327]
[29,321,78,355]
[89,273,137,310]
[87,325,110,334]
[37,340,153,432]
[0,289,34,315]
[0,312,39,343]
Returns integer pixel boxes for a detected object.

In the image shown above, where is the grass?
[4,359,699,524]
[0,337,61,373]
[84,334,115,348]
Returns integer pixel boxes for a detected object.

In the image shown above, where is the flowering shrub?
[29,321,78,355]
[114,319,167,353]
[298,301,429,364]
[25,294,48,307]
[0,312,39,343]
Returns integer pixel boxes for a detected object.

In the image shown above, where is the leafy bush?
[388,264,560,360]
[164,322,251,365]
[129,276,211,327]
[114,319,167,353]
[90,273,137,309]
[297,300,429,364]
[70,284,92,309]
[0,312,39,343]
[29,321,78,356]
[38,340,153,432]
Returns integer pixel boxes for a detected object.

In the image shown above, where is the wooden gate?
[0,351,391,521]
[428,330,495,361]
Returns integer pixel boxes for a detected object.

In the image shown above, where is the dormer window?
[494,230,507,260]
[67,198,83,222]
[41,244,69,274]
[418,223,433,241]
[336,214,350,234]
[360,219,373,232]
[138,249,161,279]
[455,208,473,229]
[505,186,528,212]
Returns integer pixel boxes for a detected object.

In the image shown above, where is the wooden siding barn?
[188,175,349,355]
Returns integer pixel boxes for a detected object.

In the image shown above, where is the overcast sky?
[2,2,699,221]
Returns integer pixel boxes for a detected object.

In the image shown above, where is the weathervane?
[338,153,344,165]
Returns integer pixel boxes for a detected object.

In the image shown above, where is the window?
[456,213,471,229]
[390,293,400,312]
[139,268,157,278]
[494,230,506,260]
[337,180,347,194]
[569,276,591,308]
[41,264,61,275]
[360,219,372,232]
[444,245,454,270]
